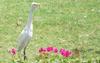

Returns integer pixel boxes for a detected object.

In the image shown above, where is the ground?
[0,0,100,63]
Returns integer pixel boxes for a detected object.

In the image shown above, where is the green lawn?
[0,0,100,63]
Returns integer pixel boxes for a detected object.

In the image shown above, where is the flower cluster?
[9,48,17,55]
[39,46,58,54]
[60,48,72,58]
[39,46,73,58]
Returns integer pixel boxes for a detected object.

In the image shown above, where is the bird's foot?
[24,55,27,60]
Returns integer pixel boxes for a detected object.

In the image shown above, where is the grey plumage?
[17,2,40,60]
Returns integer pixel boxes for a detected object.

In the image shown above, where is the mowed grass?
[0,0,100,63]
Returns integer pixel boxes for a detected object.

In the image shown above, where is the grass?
[0,0,100,63]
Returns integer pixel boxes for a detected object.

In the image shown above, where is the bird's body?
[17,24,33,52]
[17,2,39,60]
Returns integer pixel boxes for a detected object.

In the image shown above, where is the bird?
[17,2,40,60]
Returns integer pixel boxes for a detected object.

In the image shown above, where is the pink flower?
[9,48,16,55]
[53,47,58,53]
[39,48,47,53]
[63,50,72,57]
[47,46,53,52]
[60,48,72,58]
[60,48,65,55]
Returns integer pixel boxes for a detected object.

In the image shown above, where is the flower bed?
[8,47,100,63]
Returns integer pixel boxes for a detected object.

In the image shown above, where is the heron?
[17,2,40,60]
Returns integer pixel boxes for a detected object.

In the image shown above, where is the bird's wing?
[17,30,31,51]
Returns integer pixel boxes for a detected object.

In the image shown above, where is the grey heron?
[17,2,40,60]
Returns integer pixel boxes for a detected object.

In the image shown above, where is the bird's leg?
[23,47,27,60]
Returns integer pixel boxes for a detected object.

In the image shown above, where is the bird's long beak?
[37,3,40,8]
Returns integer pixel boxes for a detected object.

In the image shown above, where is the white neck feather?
[27,7,34,27]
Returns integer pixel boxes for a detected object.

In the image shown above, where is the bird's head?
[31,2,40,10]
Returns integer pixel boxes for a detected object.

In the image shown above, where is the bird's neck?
[27,7,34,27]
